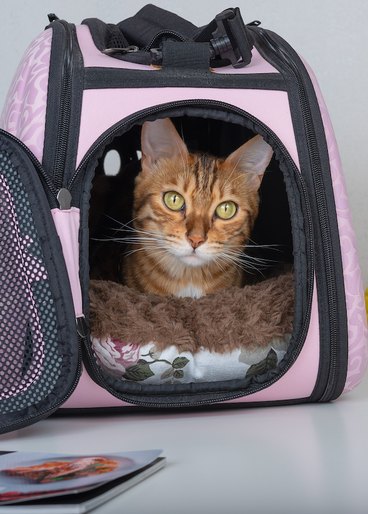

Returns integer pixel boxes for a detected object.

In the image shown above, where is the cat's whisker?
[111,225,175,245]
[123,246,167,259]
[225,253,267,271]
[242,254,277,264]
[113,237,161,244]
[148,250,174,275]
[222,248,277,265]
[214,254,254,277]
[212,256,228,275]
[126,229,175,245]
[115,226,162,238]
[105,215,138,227]
[219,251,266,276]
[247,239,283,251]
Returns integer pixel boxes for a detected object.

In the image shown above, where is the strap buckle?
[210,8,253,68]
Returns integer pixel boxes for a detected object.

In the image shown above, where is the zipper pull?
[57,188,72,210]
[76,316,89,339]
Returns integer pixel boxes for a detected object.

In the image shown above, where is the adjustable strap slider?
[210,7,253,68]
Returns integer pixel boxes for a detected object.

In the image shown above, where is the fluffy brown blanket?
[89,273,294,355]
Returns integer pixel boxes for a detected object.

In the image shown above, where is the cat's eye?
[215,201,237,220]
[163,191,185,211]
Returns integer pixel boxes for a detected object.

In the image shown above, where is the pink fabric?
[0,29,52,162]
[64,304,320,409]
[64,282,320,408]
[77,88,299,169]
[76,25,278,74]
[303,62,368,393]
[70,75,320,408]
[51,208,83,318]
[230,282,320,402]
[63,366,129,408]
[51,207,127,409]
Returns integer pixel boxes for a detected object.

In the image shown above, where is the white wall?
[1,0,367,285]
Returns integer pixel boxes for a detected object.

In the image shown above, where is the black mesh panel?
[0,150,63,415]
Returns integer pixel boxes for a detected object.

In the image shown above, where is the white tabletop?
[1,375,368,514]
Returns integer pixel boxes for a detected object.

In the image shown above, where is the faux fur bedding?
[89,273,294,383]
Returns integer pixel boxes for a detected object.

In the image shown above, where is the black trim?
[43,21,84,188]
[43,21,65,176]
[271,30,348,402]
[63,23,84,187]
[0,128,58,207]
[251,27,348,402]
[117,5,197,49]
[0,133,81,434]
[81,18,129,52]
[55,395,312,417]
[84,67,285,90]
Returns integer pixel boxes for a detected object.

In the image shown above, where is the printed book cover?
[0,449,165,513]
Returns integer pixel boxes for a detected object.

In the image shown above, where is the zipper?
[0,129,58,199]
[102,31,186,59]
[73,99,314,407]
[254,29,342,401]
[144,30,187,51]
[52,20,74,192]
[0,357,81,435]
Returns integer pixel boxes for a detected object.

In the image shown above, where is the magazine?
[0,450,165,513]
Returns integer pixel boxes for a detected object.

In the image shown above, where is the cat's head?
[132,118,273,269]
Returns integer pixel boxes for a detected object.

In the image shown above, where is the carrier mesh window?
[0,150,63,414]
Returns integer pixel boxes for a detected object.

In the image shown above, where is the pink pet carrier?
[0,5,367,433]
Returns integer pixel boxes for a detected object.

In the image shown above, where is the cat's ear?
[141,118,189,170]
[225,135,273,190]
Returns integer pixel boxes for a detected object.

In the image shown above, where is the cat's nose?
[186,234,206,249]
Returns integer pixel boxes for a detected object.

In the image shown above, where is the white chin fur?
[170,244,215,267]
[179,254,207,267]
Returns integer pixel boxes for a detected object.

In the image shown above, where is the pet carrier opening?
[82,106,307,396]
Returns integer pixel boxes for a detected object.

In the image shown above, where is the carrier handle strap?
[116,5,254,68]
[118,4,198,48]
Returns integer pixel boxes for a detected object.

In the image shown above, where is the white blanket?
[91,336,290,384]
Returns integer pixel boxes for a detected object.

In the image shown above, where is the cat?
[121,118,273,298]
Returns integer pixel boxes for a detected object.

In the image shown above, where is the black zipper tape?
[43,20,84,194]
[252,28,348,401]
[72,99,314,408]
[52,21,74,190]
[0,128,58,204]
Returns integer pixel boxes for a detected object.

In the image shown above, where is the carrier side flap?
[0,132,81,434]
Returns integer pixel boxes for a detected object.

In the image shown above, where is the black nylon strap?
[118,4,197,48]
[90,5,254,69]
[162,41,210,69]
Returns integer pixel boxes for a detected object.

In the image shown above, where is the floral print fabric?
[91,336,290,384]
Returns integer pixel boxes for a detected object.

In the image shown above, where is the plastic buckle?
[210,8,253,68]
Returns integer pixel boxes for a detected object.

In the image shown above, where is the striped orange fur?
[122,118,273,298]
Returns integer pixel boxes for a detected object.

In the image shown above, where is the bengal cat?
[122,118,273,298]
